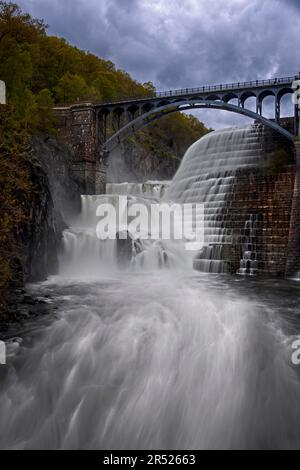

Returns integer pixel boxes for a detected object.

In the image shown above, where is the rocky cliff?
[0,134,81,321]
[25,136,81,281]
[107,140,180,183]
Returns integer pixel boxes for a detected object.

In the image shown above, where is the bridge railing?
[155,75,298,99]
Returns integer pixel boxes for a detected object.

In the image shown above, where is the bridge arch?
[276,87,297,119]
[205,94,221,101]
[277,87,294,102]
[112,106,124,116]
[257,90,277,118]
[102,99,295,153]
[240,91,257,107]
[142,102,155,113]
[223,93,239,103]
[258,89,276,101]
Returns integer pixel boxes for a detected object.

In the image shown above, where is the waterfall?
[59,180,192,277]
[106,181,170,200]
[1,126,300,451]
[165,124,265,273]
[59,195,118,277]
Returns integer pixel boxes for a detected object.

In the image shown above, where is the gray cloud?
[18,0,300,129]
[285,0,300,9]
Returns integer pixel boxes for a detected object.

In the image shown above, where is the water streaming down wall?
[59,180,190,276]
[107,181,170,200]
[60,195,118,277]
[237,214,259,276]
[165,124,284,274]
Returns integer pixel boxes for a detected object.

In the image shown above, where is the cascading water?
[107,180,170,200]
[1,127,300,450]
[237,214,259,276]
[165,124,265,273]
[59,180,189,276]
[60,195,118,276]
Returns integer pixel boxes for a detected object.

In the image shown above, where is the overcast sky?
[19,0,300,129]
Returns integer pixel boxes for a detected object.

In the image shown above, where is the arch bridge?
[94,73,300,157]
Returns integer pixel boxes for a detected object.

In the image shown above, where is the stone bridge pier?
[54,103,106,194]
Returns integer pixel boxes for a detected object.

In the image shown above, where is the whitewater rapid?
[1,272,300,449]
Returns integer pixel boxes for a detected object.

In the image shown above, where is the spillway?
[166,124,270,273]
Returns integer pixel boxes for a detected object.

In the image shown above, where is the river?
[1,270,300,449]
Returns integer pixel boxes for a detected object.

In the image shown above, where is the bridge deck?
[95,74,298,109]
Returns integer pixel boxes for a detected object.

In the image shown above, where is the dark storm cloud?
[285,0,300,9]
[18,0,300,128]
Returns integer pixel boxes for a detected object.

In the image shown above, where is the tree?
[92,74,117,102]
[54,73,90,104]
[0,1,46,44]
[143,81,156,96]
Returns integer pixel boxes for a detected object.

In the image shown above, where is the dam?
[166,123,295,276]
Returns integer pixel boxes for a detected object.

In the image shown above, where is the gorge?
[2,1,300,452]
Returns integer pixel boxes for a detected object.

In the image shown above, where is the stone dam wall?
[221,167,296,276]
[195,127,298,277]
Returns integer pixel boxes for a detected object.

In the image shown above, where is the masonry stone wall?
[227,168,296,276]
[205,125,296,277]
[54,104,106,194]
[285,141,300,277]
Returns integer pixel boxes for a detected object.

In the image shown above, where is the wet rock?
[21,295,37,305]
[133,239,144,255]
[116,231,134,264]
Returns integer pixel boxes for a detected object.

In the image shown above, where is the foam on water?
[1,273,300,449]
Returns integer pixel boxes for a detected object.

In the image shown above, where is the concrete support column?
[112,112,122,134]
[256,100,262,116]
[275,97,281,124]
[124,108,134,124]
[285,141,300,277]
